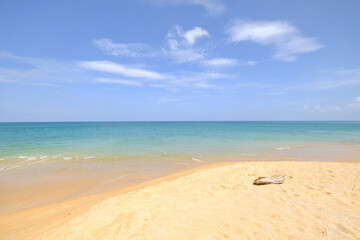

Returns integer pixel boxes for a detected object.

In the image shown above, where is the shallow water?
[1,121,359,163]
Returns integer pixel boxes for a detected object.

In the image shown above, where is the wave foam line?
[192,157,203,162]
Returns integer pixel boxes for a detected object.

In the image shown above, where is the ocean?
[1,121,359,168]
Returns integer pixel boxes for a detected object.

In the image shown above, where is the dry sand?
[1,161,360,240]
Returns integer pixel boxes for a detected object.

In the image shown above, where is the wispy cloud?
[165,25,210,63]
[143,0,226,17]
[78,59,228,90]
[92,39,152,57]
[78,60,166,80]
[348,96,360,108]
[183,27,210,45]
[307,69,360,90]
[94,77,142,86]
[203,58,238,67]
[227,20,323,61]
[0,51,82,85]
[27,82,62,87]
[167,26,210,48]
[148,71,228,90]
[304,105,342,113]
[0,51,229,90]
[93,26,212,64]
[0,68,40,82]
[92,26,252,69]
[247,61,257,66]
[156,96,185,104]
[303,96,360,113]
[234,68,360,95]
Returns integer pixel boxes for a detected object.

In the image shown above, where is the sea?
[1,121,359,170]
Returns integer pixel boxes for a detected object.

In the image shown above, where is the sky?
[0,0,359,121]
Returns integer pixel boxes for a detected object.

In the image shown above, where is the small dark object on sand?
[253,175,285,185]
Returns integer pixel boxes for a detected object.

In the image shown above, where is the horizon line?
[1,120,359,123]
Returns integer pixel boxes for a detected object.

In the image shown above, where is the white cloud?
[92,39,151,57]
[147,71,228,90]
[165,26,210,63]
[247,61,257,66]
[228,21,296,43]
[227,20,323,61]
[165,47,206,63]
[0,51,231,91]
[0,50,232,91]
[144,0,226,17]
[93,26,210,64]
[165,71,227,89]
[78,60,227,90]
[94,77,142,86]
[203,58,238,67]
[183,27,210,45]
[78,60,166,80]
[168,26,209,47]
[87,65,228,90]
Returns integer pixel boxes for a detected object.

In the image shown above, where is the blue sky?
[0,0,359,121]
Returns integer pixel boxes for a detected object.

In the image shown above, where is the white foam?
[276,147,290,150]
[192,157,203,162]
[26,157,37,161]
[64,157,72,160]
[18,156,28,159]
[175,162,189,166]
[40,155,47,159]
[0,158,4,161]
[84,156,95,159]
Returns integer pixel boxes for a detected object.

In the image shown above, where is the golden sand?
[1,161,359,239]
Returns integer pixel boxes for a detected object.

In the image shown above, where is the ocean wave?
[175,162,189,166]
[276,147,290,150]
[192,157,202,162]
[26,156,37,161]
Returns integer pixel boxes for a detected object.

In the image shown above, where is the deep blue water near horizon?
[1,121,360,165]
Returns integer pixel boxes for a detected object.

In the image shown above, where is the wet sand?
[1,161,359,240]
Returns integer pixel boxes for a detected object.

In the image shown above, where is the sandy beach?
[1,161,359,240]
[2,0,360,237]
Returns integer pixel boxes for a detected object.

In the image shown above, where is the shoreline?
[1,160,359,239]
[2,153,358,214]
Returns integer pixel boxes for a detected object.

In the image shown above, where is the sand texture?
[1,161,360,240]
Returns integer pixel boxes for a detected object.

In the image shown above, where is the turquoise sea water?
[1,122,359,166]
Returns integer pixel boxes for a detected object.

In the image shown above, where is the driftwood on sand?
[253,175,285,185]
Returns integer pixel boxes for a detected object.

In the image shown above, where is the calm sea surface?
[1,122,359,168]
